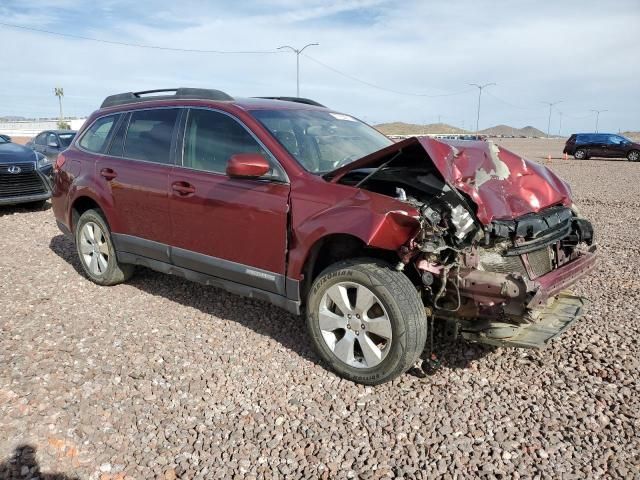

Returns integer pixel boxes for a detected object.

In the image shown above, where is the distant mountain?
[0,115,27,121]
[374,122,550,138]
[622,131,640,142]
[374,122,468,136]
[479,124,547,137]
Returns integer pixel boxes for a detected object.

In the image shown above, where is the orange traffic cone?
[547,154,552,162]
[563,152,568,161]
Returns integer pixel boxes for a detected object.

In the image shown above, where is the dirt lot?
[1,138,639,479]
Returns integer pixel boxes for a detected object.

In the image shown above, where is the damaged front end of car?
[329,137,597,348]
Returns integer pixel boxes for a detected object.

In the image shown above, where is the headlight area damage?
[328,137,597,348]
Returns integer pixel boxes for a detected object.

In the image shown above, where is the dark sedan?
[0,135,53,207]
[26,130,76,162]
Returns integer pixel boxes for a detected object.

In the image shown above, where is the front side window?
[183,109,281,178]
[79,115,119,153]
[608,135,629,145]
[124,109,179,164]
[47,133,58,146]
[250,109,392,174]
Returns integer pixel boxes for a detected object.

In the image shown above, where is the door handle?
[100,168,117,180]
[172,181,196,195]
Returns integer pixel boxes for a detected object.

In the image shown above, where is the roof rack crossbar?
[100,88,234,109]
[255,97,326,107]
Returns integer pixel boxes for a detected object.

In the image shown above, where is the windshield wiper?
[354,150,403,188]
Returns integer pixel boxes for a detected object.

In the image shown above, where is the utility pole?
[541,100,562,138]
[277,43,319,97]
[54,87,64,124]
[590,109,607,133]
[558,111,563,136]
[469,83,496,136]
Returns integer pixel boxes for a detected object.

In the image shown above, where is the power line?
[303,53,475,98]
[0,21,282,54]
[484,90,539,110]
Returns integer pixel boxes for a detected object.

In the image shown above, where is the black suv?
[564,133,640,161]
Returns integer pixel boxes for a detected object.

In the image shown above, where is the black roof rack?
[255,96,326,107]
[100,88,234,109]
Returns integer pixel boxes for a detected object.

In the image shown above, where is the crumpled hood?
[0,142,38,163]
[329,136,573,225]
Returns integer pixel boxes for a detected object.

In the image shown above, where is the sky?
[0,0,638,133]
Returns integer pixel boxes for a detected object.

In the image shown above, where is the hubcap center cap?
[348,317,362,331]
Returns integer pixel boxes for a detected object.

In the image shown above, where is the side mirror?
[226,153,270,178]
[47,140,60,148]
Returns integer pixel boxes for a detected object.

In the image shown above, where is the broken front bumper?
[448,246,597,348]
[460,292,587,348]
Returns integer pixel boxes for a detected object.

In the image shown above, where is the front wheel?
[74,209,134,286]
[306,259,427,385]
[627,150,639,162]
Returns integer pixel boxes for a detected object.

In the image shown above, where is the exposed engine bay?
[335,139,597,348]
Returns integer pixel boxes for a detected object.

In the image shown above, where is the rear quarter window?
[79,115,120,153]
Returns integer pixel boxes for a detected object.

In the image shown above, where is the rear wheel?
[574,149,587,160]
[627,150,639,162]
[74,209,134,286]
[306,258,427,385]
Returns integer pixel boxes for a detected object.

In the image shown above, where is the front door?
[169,108,290,295]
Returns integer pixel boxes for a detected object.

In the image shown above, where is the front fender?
[287,190,421,279]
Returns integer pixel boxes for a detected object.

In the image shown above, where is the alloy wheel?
[629,151,639,162]
[318,282,393,368]
[79,221,110,276]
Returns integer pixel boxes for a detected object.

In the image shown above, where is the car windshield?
[251,109,392,174]
[59,133,76,147]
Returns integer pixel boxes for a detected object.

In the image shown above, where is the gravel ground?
[1,139,639,479]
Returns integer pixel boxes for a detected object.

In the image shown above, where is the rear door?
[91,108,180,262]
[168,108,290,295]
[590,134,609,157]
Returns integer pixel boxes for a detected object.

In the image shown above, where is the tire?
[74,209,134,286]
[627,150,639,162]
[306,258,427,385]
[574,149,586,160]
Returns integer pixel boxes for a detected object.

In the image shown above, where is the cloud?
[0,0,638,133]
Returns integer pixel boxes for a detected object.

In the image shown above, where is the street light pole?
[590,109,607,133]
[541,100,562,138]
[54,87,64,124]
[469,83,495,136]
[558,111,563,136]
[277,43,319,97]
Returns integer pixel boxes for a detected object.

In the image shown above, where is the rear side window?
[183,109,277,176]
[124,109,179,164]
[35,133,47,145]
[79,115,119,153]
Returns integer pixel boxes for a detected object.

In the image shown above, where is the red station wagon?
[52,88,597,384]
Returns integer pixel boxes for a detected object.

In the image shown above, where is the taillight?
[54,153,66,171]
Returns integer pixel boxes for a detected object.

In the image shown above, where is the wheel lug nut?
[355,331,359,335]
[347,325,351,329]
[361,324,365,330]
